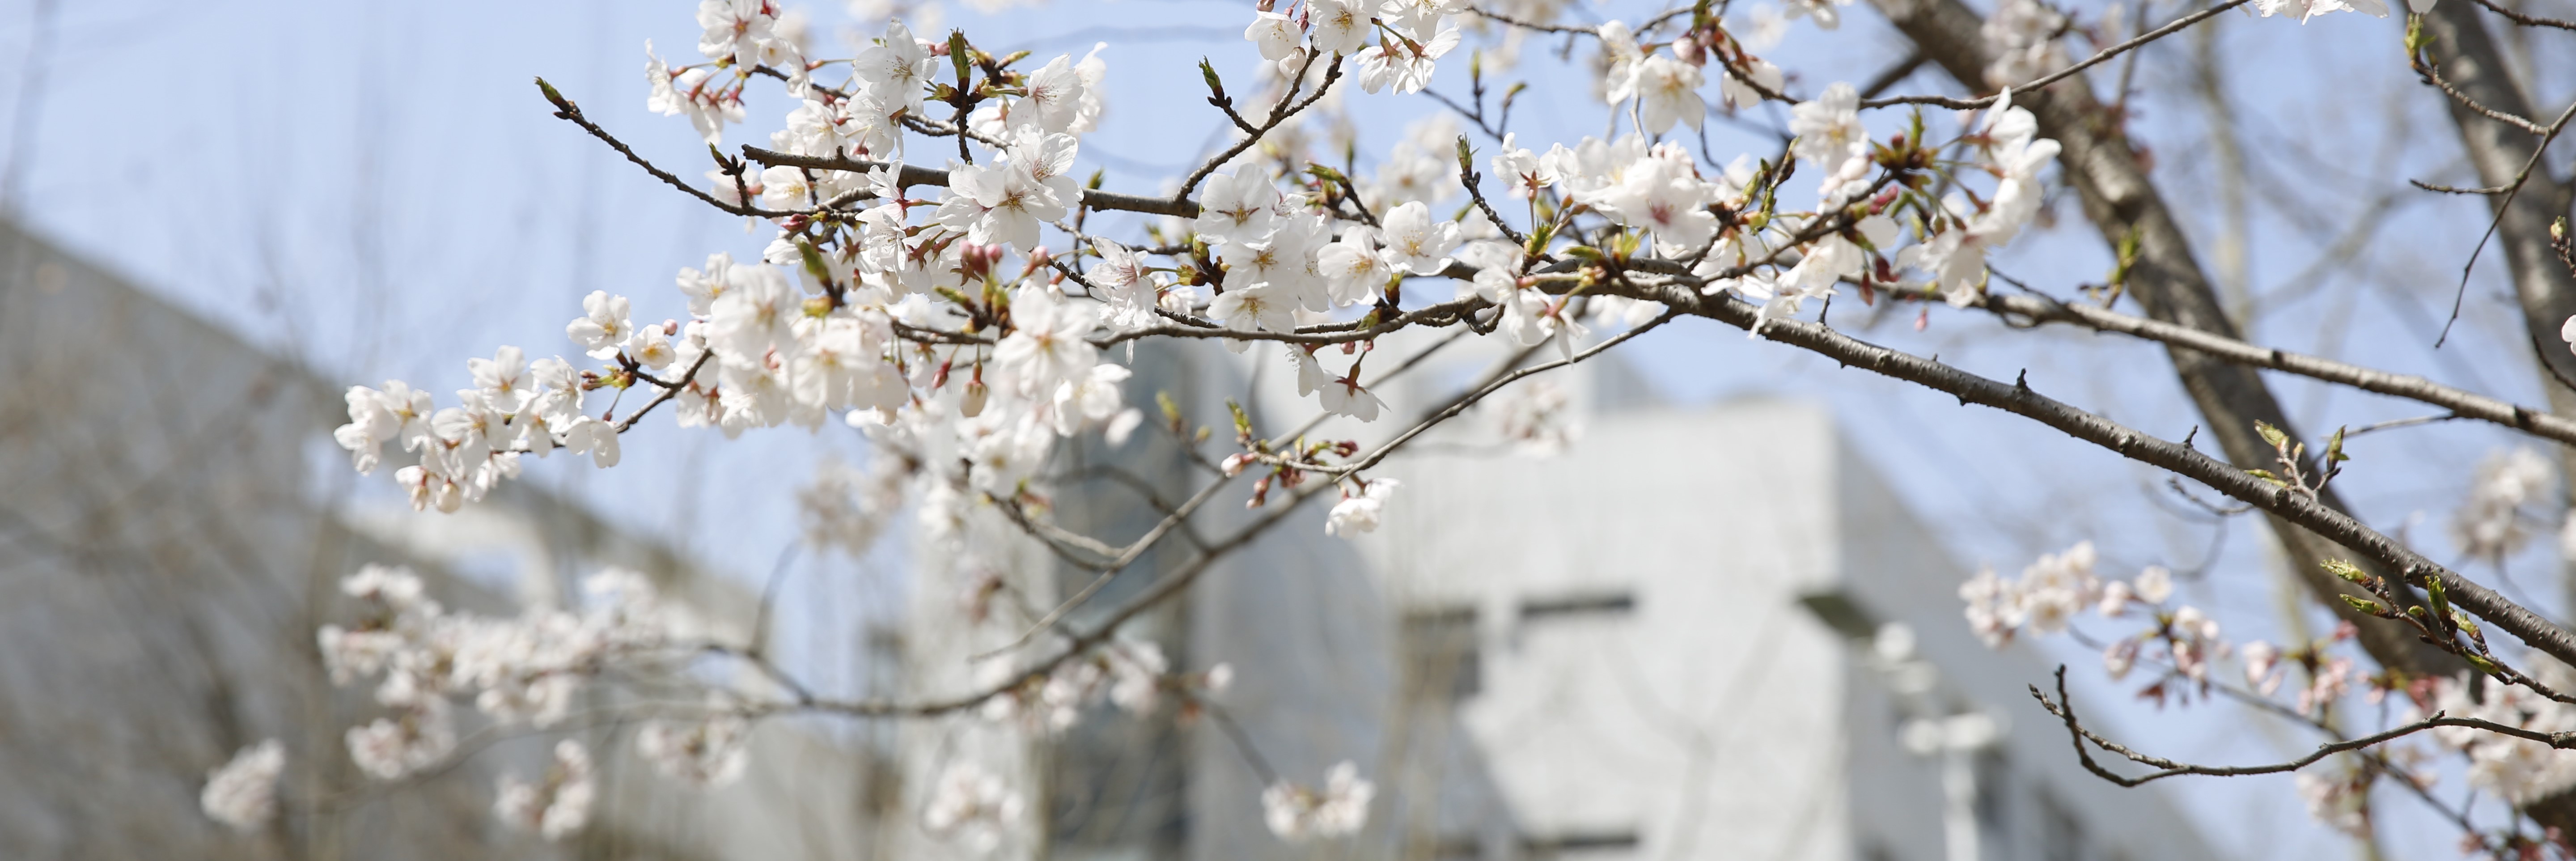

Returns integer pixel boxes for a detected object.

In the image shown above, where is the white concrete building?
[914,332,2221,860]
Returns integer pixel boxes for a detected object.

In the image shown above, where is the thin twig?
[2434,99,2576,347]
[2034,666,2572,786]
[534,78,795,219]
[1859,0,2253,110]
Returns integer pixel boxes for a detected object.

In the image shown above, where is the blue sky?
[4,0,2572,855]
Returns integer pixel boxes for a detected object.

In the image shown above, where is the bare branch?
[2034,666,2570,787]
[1941,289,2576,448]
[534,78,795,219]
[739,146,1204,218]
[1859,0,2252,110]
[1591,275,2576,668]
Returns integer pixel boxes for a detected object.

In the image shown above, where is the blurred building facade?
[895,333,2220,861]
[0,220,887,861]
[3,210,2218,860]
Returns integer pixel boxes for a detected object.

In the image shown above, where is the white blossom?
[2255,0,2390,20]
[1353,20,1457,95]
[2133,564,2174,604]
[1717,57,1783,110]
[1261,761,1374,841]
[994,290,1101,396]
[1981,0,2068,89]
[2453,446,2552,558]
[1326,479,1400,535]
[1617,52,1704,135]
[1310,0,1375,54]
[1194,172,1282,244]
[347,699,457,781]
[923,762,1023,853]
[637,711,751,787]
[1377,201,1462,276]
[495,740,595,841]
[854,21,937,113]
[1788,83,1867,171]
[201,739,285,833]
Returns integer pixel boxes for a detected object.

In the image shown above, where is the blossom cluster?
[1261,760,1376,841]
[2451,445,2552,560]
[1956,537,2576,838]
[2417,668,2576,806]
[923,761,1025,854]
[976,639,1197,733]
[318,564,668,787]
[1246,0,1462,94]
[495,740,598,841]
[200,739,286,833]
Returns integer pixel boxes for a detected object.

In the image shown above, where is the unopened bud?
[1220,453,1252,476]
[960,380,989,417]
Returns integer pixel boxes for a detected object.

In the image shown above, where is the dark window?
[1523,830,1643,858]
[1977,750,2012,855]
[2038,789,2085,861]
[1518,591,1636,622]
[1401,606,1481,702]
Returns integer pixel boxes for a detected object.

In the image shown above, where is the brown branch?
[1945,289,2576,448]
[1858,0,2251,110]
[1174,54,1344,202]
[2417,57,2553,135]
[2034,666,2569,787]
[2432,98,2576,346]
[2465,0,2576,30]
[2411,177,2515,195]
[1593,274,2576,667]
[766,477,1332,719]
[981,472,1238,656]
[739,146,1203,218]
[612,350,714,433]
[534,78,795,219]
[1093,295,1490,348]
[1873,0,2465,679]
[1291,308,1678,476]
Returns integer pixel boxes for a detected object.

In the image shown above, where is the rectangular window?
[1523,830,1643,858]
[1400,606,1480,702]
[1517,591,1635,622]
[2039,788,2085,861]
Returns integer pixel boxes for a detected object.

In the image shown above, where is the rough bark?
[1864,0,2465,675]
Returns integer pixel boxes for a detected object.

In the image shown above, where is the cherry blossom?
[924,762,1023,854]
[1353,20,1458,95]
[200,740,285,833]
[495,740,596,841]
[1376,201,1462,276]
[637,710,751,787]
[1618,52,1705,135]
[1262,761,1375,841]
[1326,479,1400,535]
